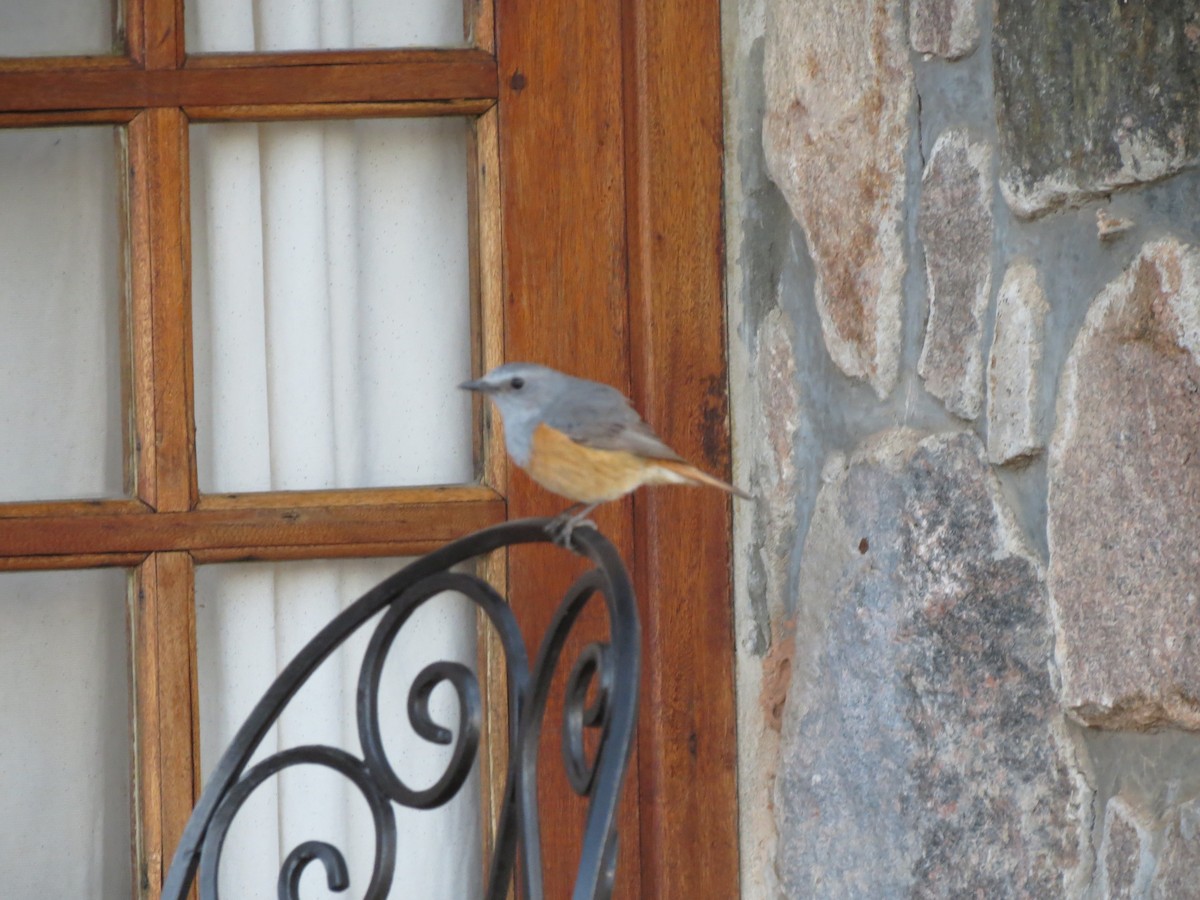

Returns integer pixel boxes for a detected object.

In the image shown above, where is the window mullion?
[143,0,184,70]
[140,106,196,514]
[131,551,198,900]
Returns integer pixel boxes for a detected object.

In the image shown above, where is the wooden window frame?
[0,0,736,896]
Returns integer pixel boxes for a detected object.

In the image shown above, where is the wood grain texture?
[125,0,146,66]
[0,497,504,559]
[468,105,511,888]
[0,53,498,113]
[0,109,139,126]
[495,0,640,893]
[155,552,199,897]
[132,553,197,899]
[0,553,146,572]
[196,484,498,510]
[144,0,183,69]
[144,107,195,512]
[128,113,160,508]
[0,55,133,74]
[184,99,491,122]
[132,558,165,898]
[622,0,740,896]
[467,107,508,496]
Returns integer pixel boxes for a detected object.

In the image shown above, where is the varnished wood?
[196,484,498,510]
[473,550,510,888]
[467,105,510,889]
[622,0,740,895]
[0,553,146,572]
[144,107,195,512]
[469,0,496,53]
[4,0,737,895]
[124,0,146,66]
[132,553,199,900]
[496,0,641,891]
[467,107,507,495]
[184,49,491,70]
[155,552,199,898]
[0,498,149,520]
[118,124,137,496]
[132,558,165,899]
[188,539,486,564]
[0,110,139,127]
[127,114,159,506]
[144,0,184,70]
[184,99,492,122]
[0,497,504,559]
[0,55,133,74]
[0,53,498,113]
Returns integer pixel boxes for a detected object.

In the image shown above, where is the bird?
[459,362,750,544]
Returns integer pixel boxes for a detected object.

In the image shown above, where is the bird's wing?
[542,382,684,461]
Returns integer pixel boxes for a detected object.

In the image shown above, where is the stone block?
[1048,238,1200,729]
[775,429,1091,897]
[763,0,911,397]
[1155,798,1200,898]
[910,0,980,59]
[987,261,1048,464]
[995,1,1200,217]
[1098,797,1152,899]
[918,130,993,420]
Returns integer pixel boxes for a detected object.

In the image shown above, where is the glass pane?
[0,0,122,57]
[0,568,131,897]
[0,127,126,502]
[190,118,473,493]
[186,0,465,52]
[195,558,482,898]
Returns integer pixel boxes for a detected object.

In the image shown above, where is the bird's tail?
[653,460,753,500]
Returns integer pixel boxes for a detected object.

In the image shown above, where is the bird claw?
[545,513,598,547]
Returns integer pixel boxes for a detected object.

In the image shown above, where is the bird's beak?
[458,378,491,393]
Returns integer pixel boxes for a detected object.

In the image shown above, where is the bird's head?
[459,362,566,425]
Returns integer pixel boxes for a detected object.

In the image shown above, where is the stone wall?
[724,1,1200,896]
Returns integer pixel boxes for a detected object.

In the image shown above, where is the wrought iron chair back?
[160,519,640,900]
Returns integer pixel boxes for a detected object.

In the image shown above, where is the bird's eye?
[510,377,525,390]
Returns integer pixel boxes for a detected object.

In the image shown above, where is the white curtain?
[187,3,480,894]
[185,0,464,53]
[0,126,131,896]
[0,1,117,56]
[0,125,123,502]
[0,569,130,898]
[195,561,483,899]
[1,1,480,895]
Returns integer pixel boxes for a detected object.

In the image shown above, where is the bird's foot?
[545,506,599,547]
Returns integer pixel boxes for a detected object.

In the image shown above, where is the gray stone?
[749,307,802,635]
[995,1,1200,217]
[762,0,911,398]
[910,0,980,60]
[917,130,993,420]
[775,429,1091,897]
[736,308,801,900]
[1048,238,1200,730]
[987,261,1048,464]
[1155,797,1200,898]
[1099,797,1151,899]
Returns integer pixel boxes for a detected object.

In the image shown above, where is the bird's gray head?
[458,362,570,465]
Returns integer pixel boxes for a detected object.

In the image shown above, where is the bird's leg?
[546,502,600,546]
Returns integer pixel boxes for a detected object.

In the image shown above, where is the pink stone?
[762,0,911,398]
[918,130,994,420]
[1048,238,1200,729]
[910,0,980,59]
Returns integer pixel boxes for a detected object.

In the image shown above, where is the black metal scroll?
[160,518,640,900]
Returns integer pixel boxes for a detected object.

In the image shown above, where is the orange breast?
[526,423,652,503]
